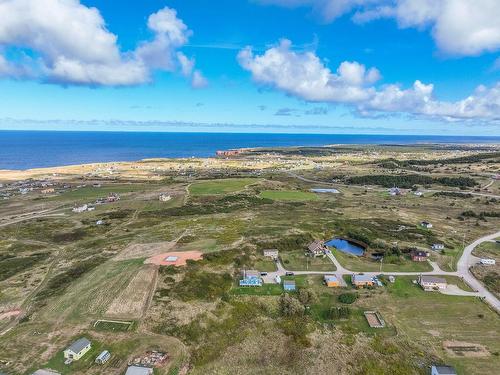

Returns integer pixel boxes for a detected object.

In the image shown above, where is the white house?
[480,258,496,265]
[63,337,91,361]
[72,204,88,213]
[420,221,433,229]
[159,193,172,202]
[431,244,444,251]
[418,276,447,291]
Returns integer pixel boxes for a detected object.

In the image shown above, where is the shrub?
[338,293,358,304]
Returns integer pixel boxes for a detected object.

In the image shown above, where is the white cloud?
[191,70,208,89]
[0,1,206,86]
[239,39,500,121]
[258,0,500,57]
[238,39,378,102]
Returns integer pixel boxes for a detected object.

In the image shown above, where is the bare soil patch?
[0,309,21,320]
[443,340,490,357]
[145,251,203,266]
[105,265,158,319]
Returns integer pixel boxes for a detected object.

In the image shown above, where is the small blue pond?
[311,188,340,194]
[326,238,365,256]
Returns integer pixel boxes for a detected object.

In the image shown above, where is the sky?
[0,0,499,135]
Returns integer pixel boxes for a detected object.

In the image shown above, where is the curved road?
[269,230,500,313]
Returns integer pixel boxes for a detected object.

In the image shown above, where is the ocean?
[0,130,499,170]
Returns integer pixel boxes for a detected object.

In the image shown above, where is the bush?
[338,293,358,304]
[279,293,305,317]
[329,306,351,319]
[173,270,232,301]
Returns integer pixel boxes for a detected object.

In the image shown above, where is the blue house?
[239,270,262,287]
[283,280,296,291]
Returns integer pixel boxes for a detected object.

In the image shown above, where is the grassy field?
[371,276,500,375]
[39,259,144,322]
[259,190,318,201]
[280,250,336,271]
[188,178,259,195]
[93,319,135,332]
[36,332,185,375]
[253,258,277,272]
[332,249,433,272]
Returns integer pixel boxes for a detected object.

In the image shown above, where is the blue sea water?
[0,130,499,170]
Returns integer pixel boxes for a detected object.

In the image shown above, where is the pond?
[310,188,340,194]
[326,238,365,256]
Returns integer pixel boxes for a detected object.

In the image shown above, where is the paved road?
[456,230,500,312]
[265,231,500,312]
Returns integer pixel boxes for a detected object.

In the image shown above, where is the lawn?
[259,190,319,201]
[253,258,277,272]
[332,249,433,272]
[188,178,259,195]
[369,276,500,375]
[280,250,336,272]
[472,241,500,259]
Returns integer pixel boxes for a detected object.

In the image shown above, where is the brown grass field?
[105,264,158,319]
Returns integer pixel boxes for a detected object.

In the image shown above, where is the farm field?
[188,178,259,195]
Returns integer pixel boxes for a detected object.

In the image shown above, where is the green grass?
[231,283,283,296]
[188,178,259,195]
[259,190,318,201]
[253,258,277,272]
[50,184,150,202]
[377,276,500,375]
[43,337,104,374]
[332,249,433,272]
[472,241,500,259]
[93,319,135,332]
[280,250,336,271]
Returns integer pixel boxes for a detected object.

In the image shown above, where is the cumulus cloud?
[238,39,500,121]
[257,0,500,57]
[0,0,206,87]
[238,39,379,102]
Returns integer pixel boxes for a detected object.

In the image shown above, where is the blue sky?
[0,0,499,135]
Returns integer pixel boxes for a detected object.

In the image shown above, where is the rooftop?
[66,337,91,354]
[420,276,447,284]
[432,365,457,375]
[352,274,373,283]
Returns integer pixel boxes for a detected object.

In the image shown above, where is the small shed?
[283,280,296,291]
[431,365,457,375]
[95,350,110,364]
[125,366,153,375]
